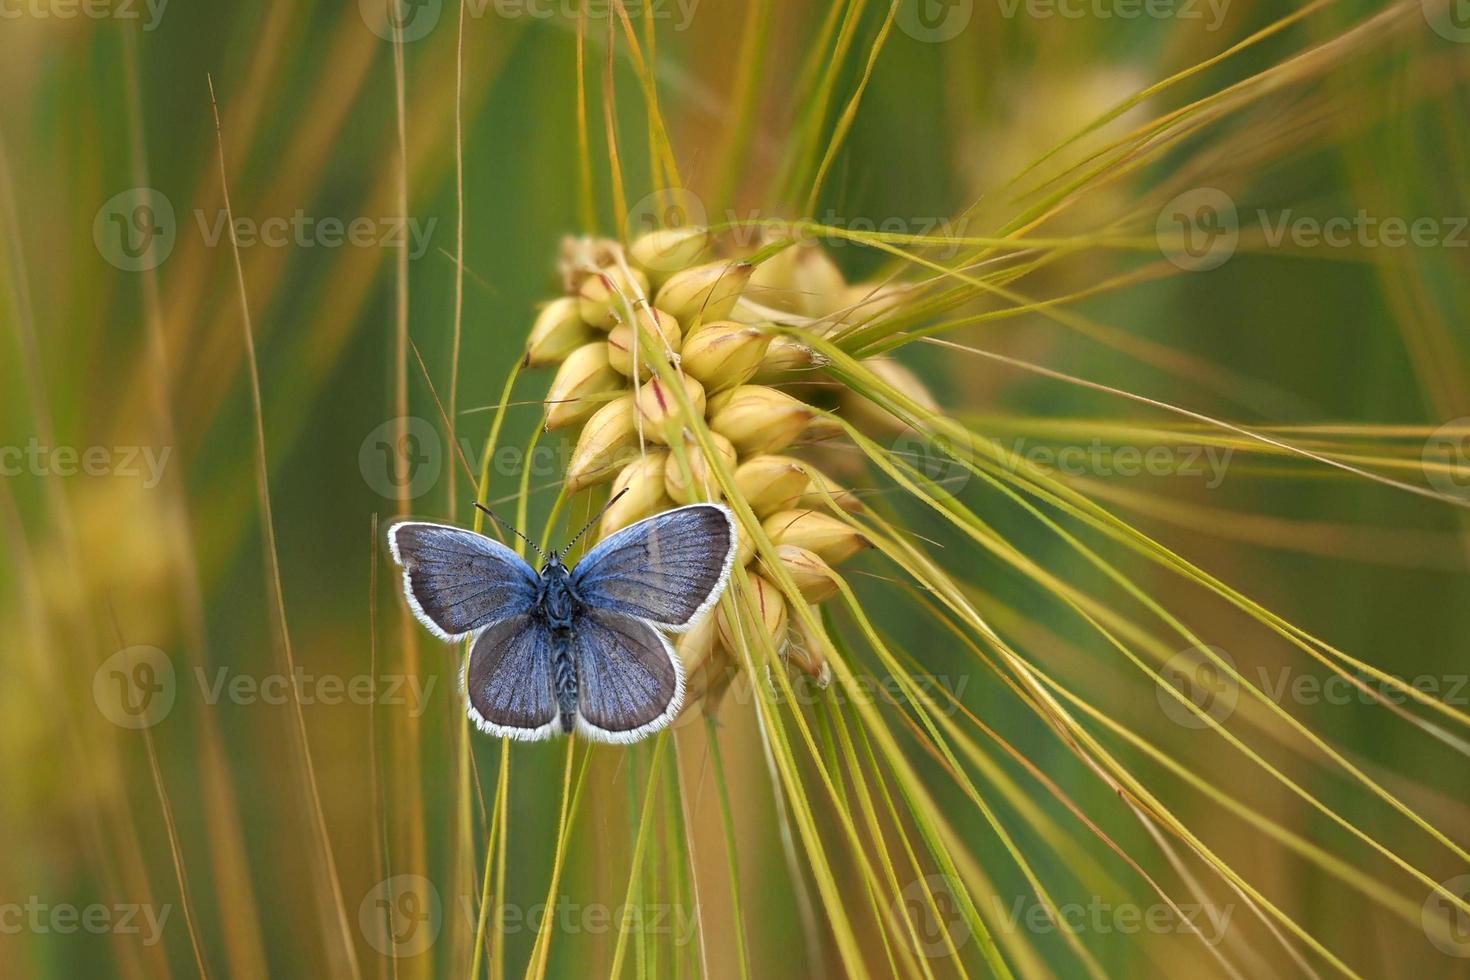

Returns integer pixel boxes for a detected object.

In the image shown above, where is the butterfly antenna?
[473,502,548,561]
[559,488,629,560]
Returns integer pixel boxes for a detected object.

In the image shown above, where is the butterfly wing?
[570,607,684,743]
[388,522,539,641]
[463,614,561,740]
[570,504,737,632]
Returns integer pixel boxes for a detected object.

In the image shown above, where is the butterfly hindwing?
[464,614,561,739]
[571,606,684,743]
[388,522,539,640]
[571,504,737,632]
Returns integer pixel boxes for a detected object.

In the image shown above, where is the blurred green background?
[2,0,1469,976]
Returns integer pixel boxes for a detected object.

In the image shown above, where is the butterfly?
[387,496,737,744]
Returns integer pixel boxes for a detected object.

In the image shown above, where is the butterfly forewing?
[571,504,737,631]
[465,614,560,738]
[571,607,683,741]
[388,522,539,640]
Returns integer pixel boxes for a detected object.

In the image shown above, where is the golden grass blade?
[207,74,363,980]
[120,29,272,977]
[526,740,590,980]
[450,0,467,525]
[603,15,629,238]
[612,0,683,194]
[801,2,898,215]
[577,3,597,232]
[1003,0,1338,197]
[848,416,1470,908]
[703,723,752,980]
[712,0,773,209]
[140,713,211,978]
[608,734,671,979]
[776,0,867,205]
[469,741,509,980]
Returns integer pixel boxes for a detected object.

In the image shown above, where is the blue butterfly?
[388,497,737,744]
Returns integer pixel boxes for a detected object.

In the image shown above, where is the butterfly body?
[533,559,580,731]
[388,503,738,744]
